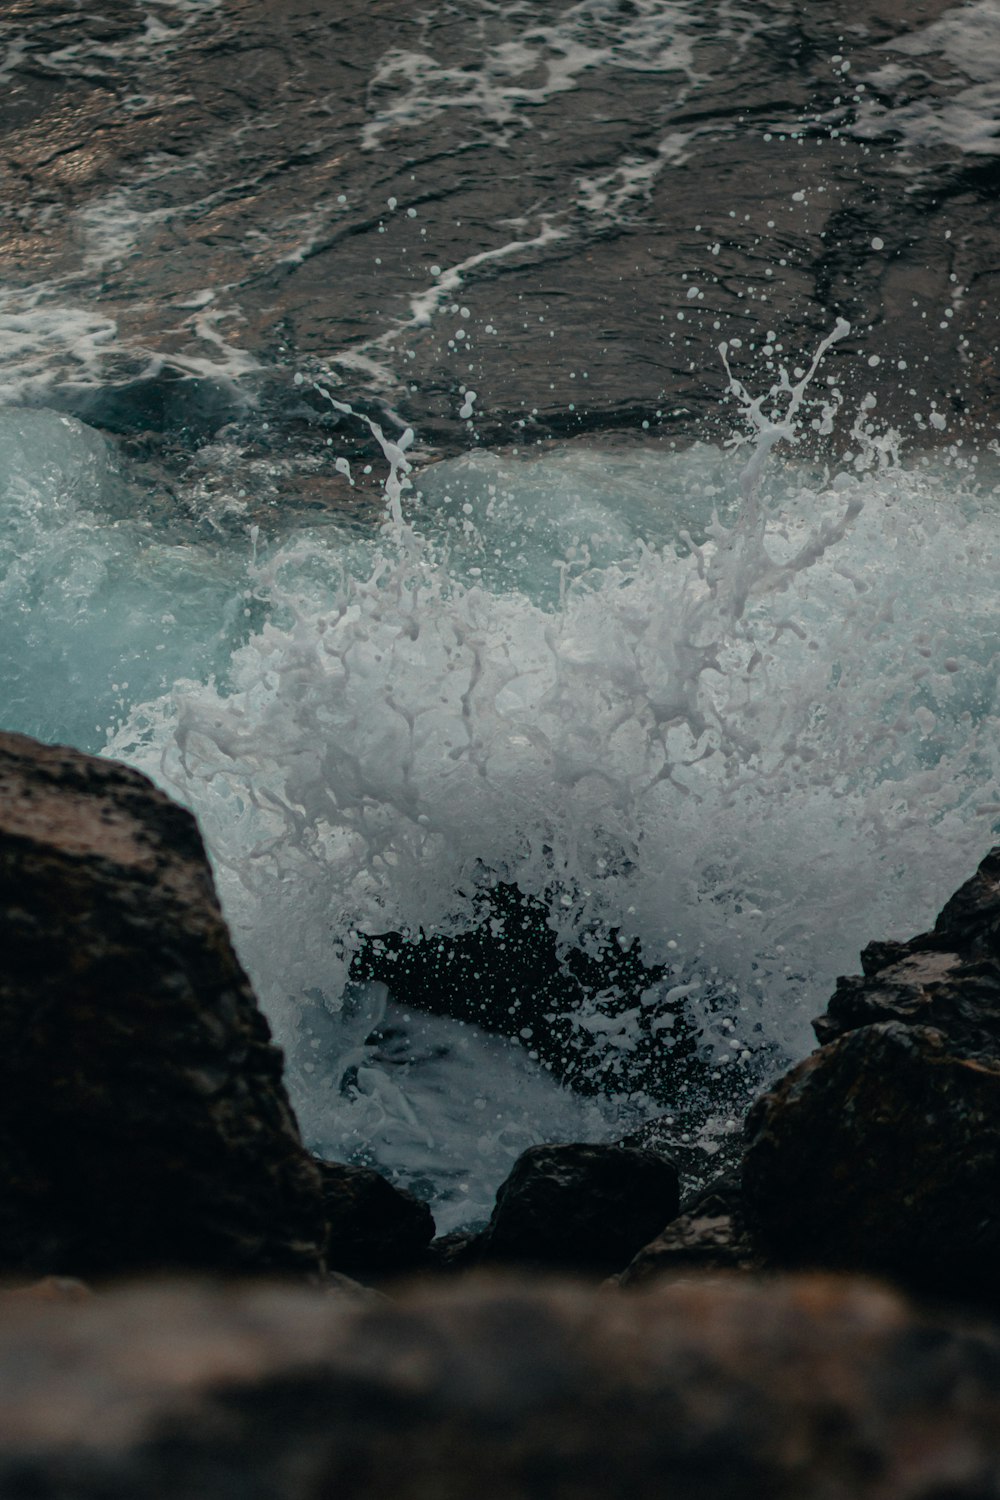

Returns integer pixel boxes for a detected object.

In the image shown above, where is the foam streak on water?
[855,0,1000,157]
[361,0,704,151]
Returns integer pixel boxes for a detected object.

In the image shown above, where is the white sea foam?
[885,0,1000,85]
[0,0,220,84]
[127,441,996,1075]
[576,132,696,220]
[855,0,1000,157]
[4,324,1000,1223]
[0,279,260,406]
[81,335,999,1215]
[0,299,123,406]
[292,986,615,1232]
[361,0,760,151]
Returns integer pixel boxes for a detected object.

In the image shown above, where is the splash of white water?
[97,329,1000,1219]
[3,323,997,1223]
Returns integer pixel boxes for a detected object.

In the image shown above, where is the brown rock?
[0,1277,91,1307]
[0,1274,1000,1498]
[816,846,1000,1058]
[3,0,999,478]
[619,1173,760,1287]
[742,1021,1000,1291]
[0,730,327,1276]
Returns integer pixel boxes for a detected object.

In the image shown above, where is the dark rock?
[934,845,1000,952]
[0,730,327,1276]
[48,370,250,440]
[816,846,1000,1058]
[741,846,1000,1295]
[2,1275,1000,1498]
[316,1160,434,1275]
[425,1229,486,1273]
[476,1142,680,1274]
[618,1172,760,1287]
[742,1020,1000,1292]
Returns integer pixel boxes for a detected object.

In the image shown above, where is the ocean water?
[2,341,999,1229]
[3,0,1000,1233]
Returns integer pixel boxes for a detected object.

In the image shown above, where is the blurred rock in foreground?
[1,1274,999,1499]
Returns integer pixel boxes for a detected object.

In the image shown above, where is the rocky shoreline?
[3,725,1000,1494]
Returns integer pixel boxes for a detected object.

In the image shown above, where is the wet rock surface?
[7,740,1000,1493]
[317,1160,435,1276]
[0,729,327,1276]
[618,1171,759,1287]
[1,1274,1000,1499]
[816,845,1000,1056]
[743,1021,1000,1291]
[742,845,1000,1295]
[462,1141,680,1274]
[0,0,997,510]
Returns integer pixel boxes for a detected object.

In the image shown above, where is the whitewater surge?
[3,331,999,1226]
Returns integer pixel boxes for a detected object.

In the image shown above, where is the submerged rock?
[1,1274,1000,1499]
[743,845,1000,1294]
[351,880,741,1117]
[0,730,327,1276]
[474,1142,680,1274]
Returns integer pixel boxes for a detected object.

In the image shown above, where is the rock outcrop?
[742,845,1000,1295]
[1,1274,999,1499]
[0,730,327,1276]
[814,846,1000,1055]
[317,1161,434,1276]
[438,1142,680,1275]
[618,1172,759,1287]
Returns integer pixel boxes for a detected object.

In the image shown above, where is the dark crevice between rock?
[350,880,694,1099]
[349,878,774,1207]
